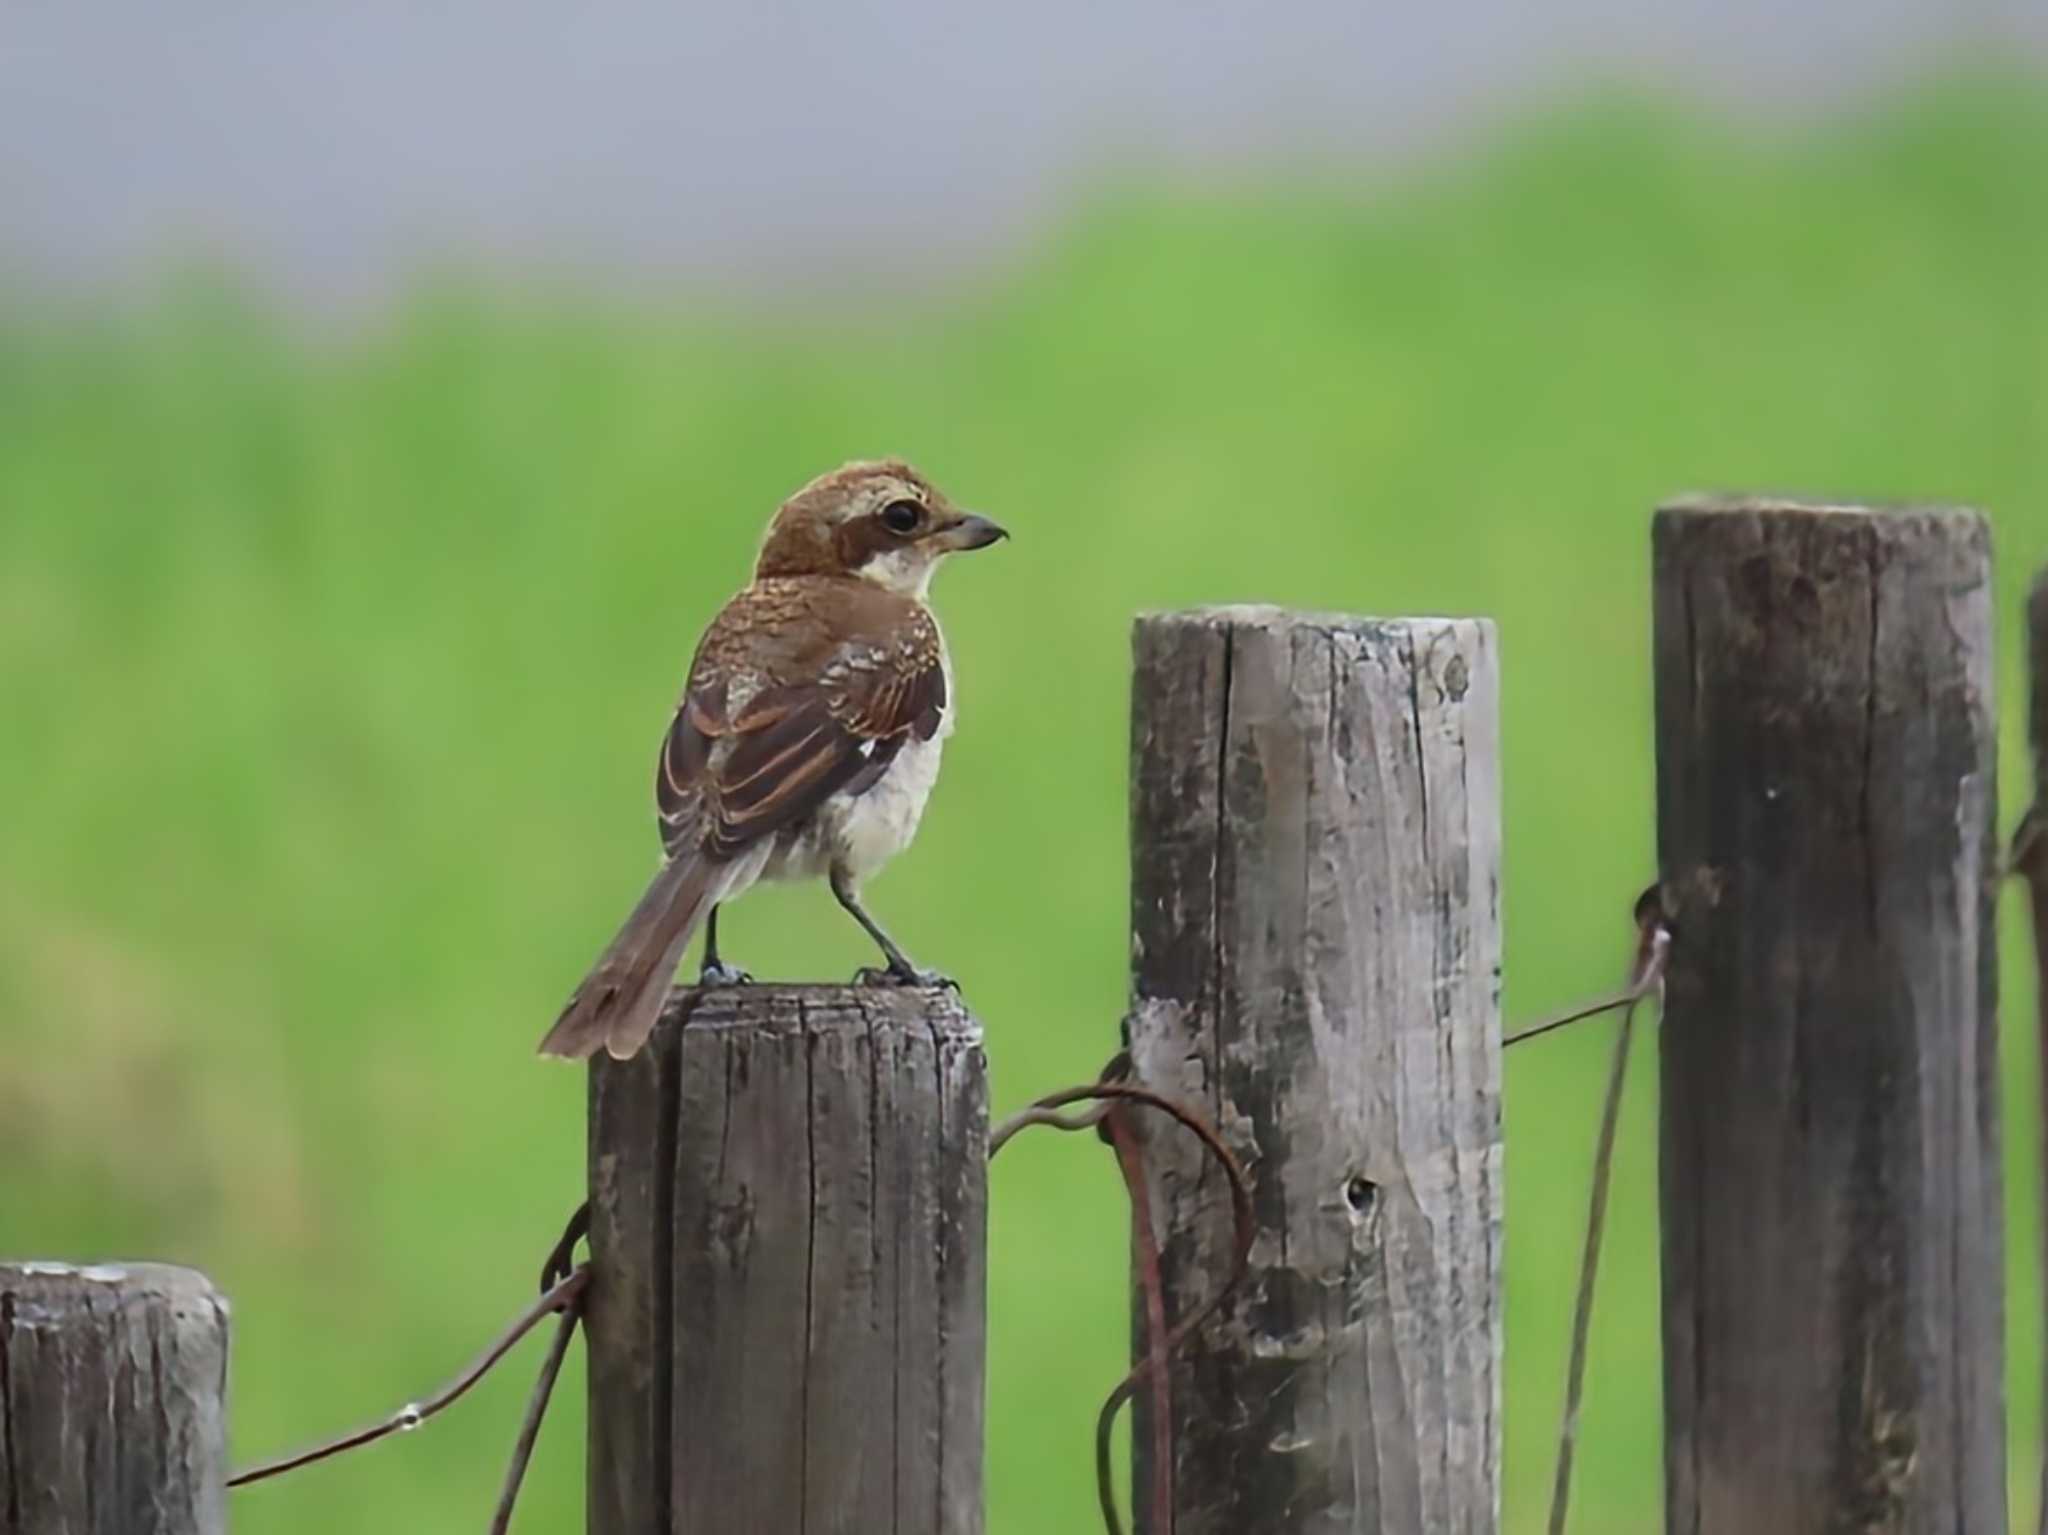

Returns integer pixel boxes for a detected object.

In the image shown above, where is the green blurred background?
[4,67,2046,1535]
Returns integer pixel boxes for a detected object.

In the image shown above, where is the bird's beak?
[938,513,1009,552]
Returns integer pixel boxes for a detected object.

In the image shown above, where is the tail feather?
[539,857,720,1061]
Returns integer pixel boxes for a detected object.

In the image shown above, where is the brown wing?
[656,614,946,861]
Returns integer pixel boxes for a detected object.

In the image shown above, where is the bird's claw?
[854,965,958,991]
[698,962,754,988]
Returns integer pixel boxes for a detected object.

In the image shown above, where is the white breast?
[765,644,954,888]
[826,730,945,881]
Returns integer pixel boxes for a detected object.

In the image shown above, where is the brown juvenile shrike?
[538,459,1007,1061]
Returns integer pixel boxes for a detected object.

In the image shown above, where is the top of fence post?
[0,1261,231,1535]
[583,982,988,1535]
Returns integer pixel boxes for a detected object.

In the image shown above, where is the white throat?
[857,547,938,599]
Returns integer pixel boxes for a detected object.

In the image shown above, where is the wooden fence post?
[2024,569,2048,1535]
[584,983,988,1535]
[1127,606,1503,1534]
[0,1262,230,1535]
[1652,501,2001,1533]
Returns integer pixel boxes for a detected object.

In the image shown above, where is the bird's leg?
[697,905,753,987]
[831,868,954,989]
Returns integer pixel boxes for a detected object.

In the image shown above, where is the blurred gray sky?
[2,0,2040,310]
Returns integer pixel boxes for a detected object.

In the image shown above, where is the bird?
[537,459,1008,1061]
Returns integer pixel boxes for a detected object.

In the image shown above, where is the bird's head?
[755,459,1008,597]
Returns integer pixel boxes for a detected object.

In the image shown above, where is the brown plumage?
[538,459,1006,1061]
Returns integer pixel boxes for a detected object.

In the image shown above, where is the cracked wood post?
[1128,606,1503,1534]
[0,1262,230,1535]
[584,983,988,1535]
[1652,501,2001,1534]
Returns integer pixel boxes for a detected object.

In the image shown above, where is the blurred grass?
[2,70,2045,1534]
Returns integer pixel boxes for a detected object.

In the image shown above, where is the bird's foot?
[698,961,754,988]
[853,964,958,991]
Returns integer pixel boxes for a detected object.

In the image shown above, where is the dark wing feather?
[704,707,873,858]
[655,630,946,862]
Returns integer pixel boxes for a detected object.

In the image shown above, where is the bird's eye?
[879,499,923,534]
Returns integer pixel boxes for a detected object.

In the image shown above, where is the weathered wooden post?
[2022,569,2048,1535]
[1652,500,2001,1533]
[584,983,988,1535]
[0,1262,230,1535]
[1127,606,1503,1534]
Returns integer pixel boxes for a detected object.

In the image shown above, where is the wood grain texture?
[586,1008,681,1535]
[587,983,987,1535]
[1652,501,2001,1535]
[1128,606,1503,1535]
[0,1262,229,1535]
[2027,569,2048,1535]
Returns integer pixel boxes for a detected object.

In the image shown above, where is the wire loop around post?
[991,1058,1255,1535]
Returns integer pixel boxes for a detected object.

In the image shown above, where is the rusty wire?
[1105,1100,1172,1534]
[1505,888,1672,1050]
[988,1098,1114,1149]
[227,1263,588,1491]
[1518,886,1671,1535]
[221,1058,1240,1535]
[974,889,1674,1535]
[227,1212,591,1535]
[220,1065,1242,1535]
[991,1061,1256,1535]
[487,1302,582,1535]
[222,923,1684,1535]
[539,1200,590,1293]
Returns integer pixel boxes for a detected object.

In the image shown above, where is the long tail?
[538,856,720,1061]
